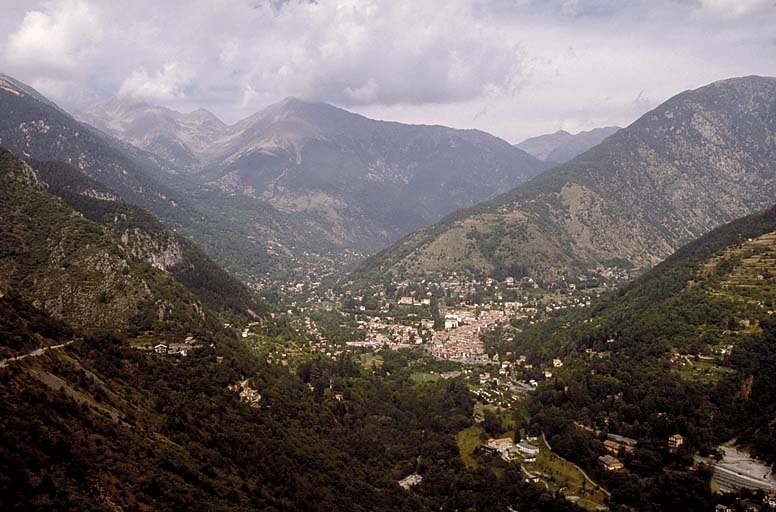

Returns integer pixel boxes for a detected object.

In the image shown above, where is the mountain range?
[515,126,620,163]
[356,76,776,284]
[78,95,549,257]
[4,66,776,511]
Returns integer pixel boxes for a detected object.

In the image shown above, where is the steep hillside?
[483,204,776,510]
[0,290,75,359]
[0,74,308,282]
[0,298,580,511]
[0,74,183,220]
[360,76,776,283]
[0,148,261,333]
[516,126,620,163]
[30,158,266,319]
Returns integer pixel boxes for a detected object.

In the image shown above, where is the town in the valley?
[146,267,776,511]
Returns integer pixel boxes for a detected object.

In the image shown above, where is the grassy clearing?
[474,401,517,431]
[522,441,608,510]
[674,358,734,384]
[456,425,484,469]
[410,371,441,383]
[359,352,383,369]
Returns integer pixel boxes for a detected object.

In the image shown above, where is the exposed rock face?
[359,76,776,282]
[76,98,229,170]
[119,229,184,271]
[0,149,266,330]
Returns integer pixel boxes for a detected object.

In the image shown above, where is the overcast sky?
[1,0,775,142]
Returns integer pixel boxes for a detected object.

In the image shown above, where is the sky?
[0,0,775,143]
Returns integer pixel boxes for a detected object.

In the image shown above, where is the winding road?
[0,340,75,368]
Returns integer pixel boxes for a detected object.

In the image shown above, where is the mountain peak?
[516,125,620,162]
[260,96,342,118]
[362,74,776,284]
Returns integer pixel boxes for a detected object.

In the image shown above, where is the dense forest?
[31,159,268,320]
[478,205,776,510]
[0,303,581,511]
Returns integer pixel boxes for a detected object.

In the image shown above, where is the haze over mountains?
[78,95,548,252]
[1,74,550,283]
[359,76,776,284]
[516,126,621,163]
[77,97,229,170]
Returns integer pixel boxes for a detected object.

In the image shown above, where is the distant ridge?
[356,76,776,284]
[516,126,620,163]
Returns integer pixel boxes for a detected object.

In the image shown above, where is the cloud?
[696,0,776,18]
[5,0,102,72]
[235,1,525,106]
[118,63,191,101]
[0,0,774,141]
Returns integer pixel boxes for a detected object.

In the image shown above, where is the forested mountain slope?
[0,296,581,511]
[487,204,776,510]
[0,148,263,333]
[358,76,776,284]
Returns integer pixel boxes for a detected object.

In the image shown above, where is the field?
[456,425,485,469]
[358,352,384,368]
[410,371,441,383]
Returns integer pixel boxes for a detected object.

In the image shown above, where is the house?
[488,437,515,451]
[487,437,517,461]
[516,441,540,462]
[599,454,624,471]
[604,439,622,454]
[668,434,685,450]
[607,433,637,453]
[444,314,460,330]
[398,296,414,305]
[398,473,423,490]
[154,344,168,354]
[552,358,563,368]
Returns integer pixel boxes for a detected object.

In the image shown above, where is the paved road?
[0,340,75,368]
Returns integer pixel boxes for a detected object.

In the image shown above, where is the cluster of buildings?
[149,336,208,357]
[429,307,507,363]
[483,436,541,463]
[227,379,262,408]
